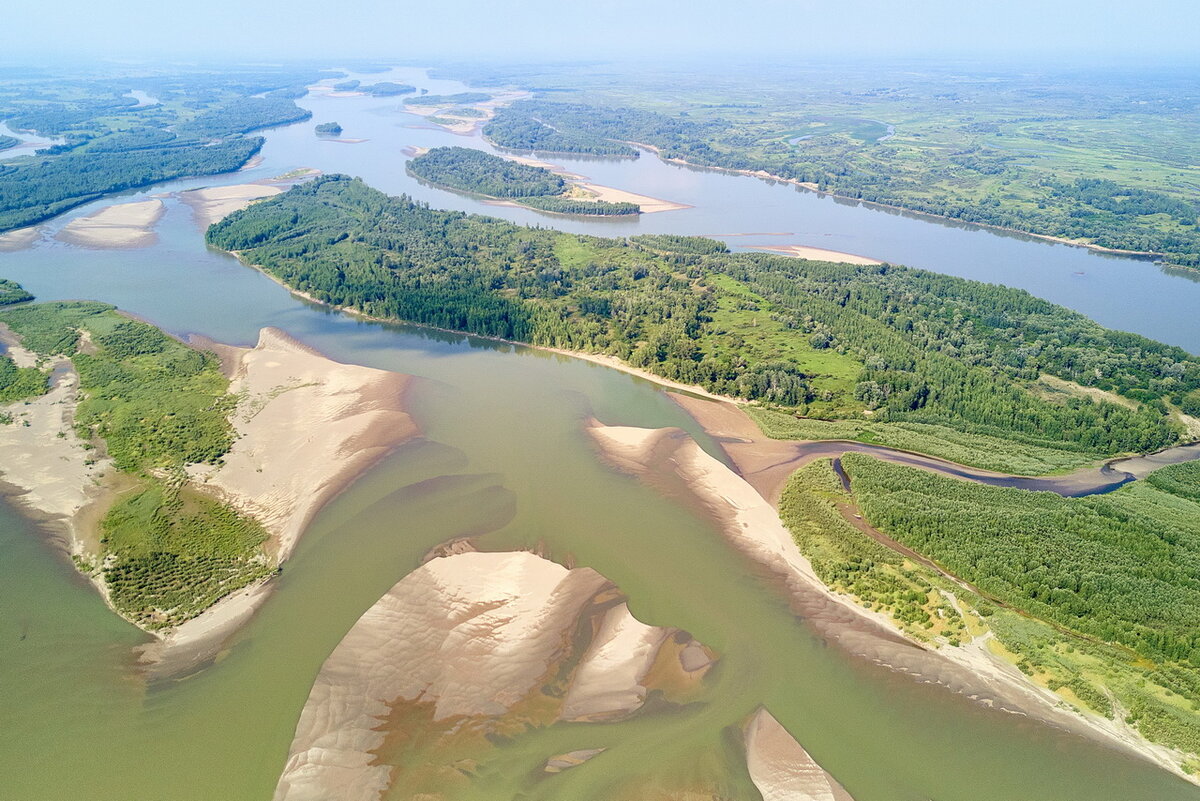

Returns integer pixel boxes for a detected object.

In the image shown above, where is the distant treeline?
[486,100,1200,266]
[208,176,1198,456]
[405,92,491,106]
[363,82,414,96]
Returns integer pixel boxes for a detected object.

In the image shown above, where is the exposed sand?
[138,328,418,676]
[584,418,1194,779]
[275,549,709,800]
[744,708,855,801]
[746,244,882,265]
[57,199,164,249]
[574,182,691,214]
[179,184,283,228]
[560,601,672,721]
[0,227,39,252]
[0,354,111,538]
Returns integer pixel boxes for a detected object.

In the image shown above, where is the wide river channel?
[1,67,1198,801]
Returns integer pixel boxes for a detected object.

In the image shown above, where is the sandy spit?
[745,708,855,801]
[0,227,39,252]
[573,182,691,214]
[138,327,419,676]
[746,244,881,266]
[179,184,283,228]
[57,199,164,249]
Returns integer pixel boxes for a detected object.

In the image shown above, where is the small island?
[407,146,640,216]
[0,134,17,152]
[362,81,415,96]
[314,121,343,136]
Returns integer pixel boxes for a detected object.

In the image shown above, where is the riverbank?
[746,244,882,265]
[624,141,1173,264]
[656,397,1200,783]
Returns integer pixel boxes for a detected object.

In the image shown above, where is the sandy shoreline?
[57,199,165,249]
[746,244,882,265]
[574,182,691,213]
[0,226,39,252]
[178,183,283,228]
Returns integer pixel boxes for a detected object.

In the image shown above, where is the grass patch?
[748,406,1100,474]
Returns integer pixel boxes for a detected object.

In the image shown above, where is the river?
[0,67,1197,801]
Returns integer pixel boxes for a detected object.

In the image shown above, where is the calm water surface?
[1,68,1198,800]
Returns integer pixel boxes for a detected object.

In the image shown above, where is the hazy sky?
[5,0,1198,63]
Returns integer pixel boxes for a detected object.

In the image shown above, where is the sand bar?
[57,199,164,248]
[744,708,855,801]
[0,227,39,252]
[574,182,691,214]
[179,184,283,228]
[747,244,882,265]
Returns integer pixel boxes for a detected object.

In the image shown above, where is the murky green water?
[1,68,1198,800]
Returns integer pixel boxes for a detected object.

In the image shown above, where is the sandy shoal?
[275,549,699,801]
[179,184,283,228]
[0,227,39,252]
[574,182,691,213]
[0,352,111,533]
[746,244,881,265]
[744,708,855,801]
[57,199,164,249]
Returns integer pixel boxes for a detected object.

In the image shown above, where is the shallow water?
[1,67,1198,800]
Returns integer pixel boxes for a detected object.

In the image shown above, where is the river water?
[0,67,1197,801]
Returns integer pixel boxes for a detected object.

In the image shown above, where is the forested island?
[405,92,491,106]
[0,69,323,234]
[315,121,343,135]
[210,175,1196,461]
[407,147,639,215]
[460,62,1200,268]
[362,82,415,96]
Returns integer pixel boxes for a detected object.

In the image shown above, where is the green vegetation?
[517,195,640,216]
[1147,461,1200,502]
[0,67,327,233]
[778,459,967,642]
[844,453,1200,664]
[0,301,268,627]
[332,80,360,92]
[408,146,564,197]
[0,356,46,403]
[362,82,415,97]
[0,278,32,306]
[780,456,1200,758]
[454,62,1200,266]
[405,92,490,106]
[315,121,343,135]
[0,134,17,151]
[209,176,1198,460]
[407,147,639,215]
[101,479,270,630]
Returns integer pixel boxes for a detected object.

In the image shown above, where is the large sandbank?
[746,244,882,265]
[274,548,711,801]
[179,184,283,228]
[57,199,165,248]
[573,182,691,214]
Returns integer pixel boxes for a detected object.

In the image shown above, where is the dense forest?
[408,147,639,215]
[0,301,269,627]
[363,82,415,96]
[0,278,32,306]
[0,135,16,151]
[315,121,343,135]
[484,98,1200,266]
[408,146,564,197]
[172,97,311,139]
[208,176,1197,457]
